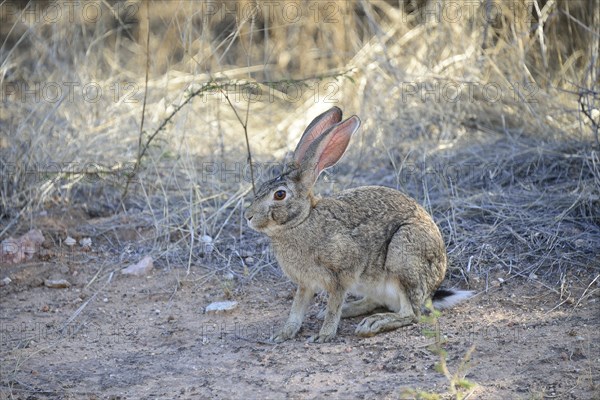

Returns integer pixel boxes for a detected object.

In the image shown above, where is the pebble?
[0,277,11,286]
[528,272,538,280]
[121,256,154,276]
[44,279,71,288]
[201,235,214,254]
[224,272,234,281]
[205,301,238,313]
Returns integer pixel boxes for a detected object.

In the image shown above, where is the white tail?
[432,289,474,309]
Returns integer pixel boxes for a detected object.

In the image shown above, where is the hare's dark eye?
[273,190,286,201]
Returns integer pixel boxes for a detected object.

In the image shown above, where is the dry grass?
[1,0,599,289]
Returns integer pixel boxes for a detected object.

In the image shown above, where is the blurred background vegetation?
[0,0,598,281]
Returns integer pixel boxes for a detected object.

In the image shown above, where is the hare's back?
[333,185,423,220]
[330,185,443,243]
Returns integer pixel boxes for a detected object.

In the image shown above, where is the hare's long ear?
[293,106,343,165]
[298,115,361,187]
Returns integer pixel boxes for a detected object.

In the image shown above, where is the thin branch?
[219,87,256,195]
[121,1,151,203]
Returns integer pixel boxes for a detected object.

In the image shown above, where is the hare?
[244,107,472,343]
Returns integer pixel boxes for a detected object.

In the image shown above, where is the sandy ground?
[1,218,598,400]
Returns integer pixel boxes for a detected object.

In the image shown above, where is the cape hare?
[245,107,472,343]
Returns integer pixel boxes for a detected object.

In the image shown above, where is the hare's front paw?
[308,329,337,343]
[271,322,300,343]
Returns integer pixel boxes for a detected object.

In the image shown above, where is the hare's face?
[244,171,310,236]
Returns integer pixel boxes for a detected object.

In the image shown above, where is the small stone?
[121,256,154,276]
[0,277,11,286]
[44,279,71,288]
[201,235,214,254]
[80,238,92,248]
[528,272,538,280]
[224,272,234,281]
[205,301,238,314]
[244,257,255,266]
[65,236,76,247]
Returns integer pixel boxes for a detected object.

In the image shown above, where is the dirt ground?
[1,213,599,400]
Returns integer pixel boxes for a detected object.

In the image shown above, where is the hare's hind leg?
[355,228,423,337]
[341,297,380,318]
[317,296,376,319]
[354,284,416,337]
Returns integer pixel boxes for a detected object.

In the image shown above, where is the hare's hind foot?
[355,313,416,337]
